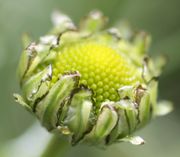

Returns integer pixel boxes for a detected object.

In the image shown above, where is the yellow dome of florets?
[51,42,141,104]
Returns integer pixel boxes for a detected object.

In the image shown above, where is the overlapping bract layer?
[14,10,172,146]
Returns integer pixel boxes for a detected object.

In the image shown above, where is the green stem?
[41,135,70,157]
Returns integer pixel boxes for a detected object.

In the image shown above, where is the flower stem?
[41,135,70,157]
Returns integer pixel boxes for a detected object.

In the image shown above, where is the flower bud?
[14,10,173,146]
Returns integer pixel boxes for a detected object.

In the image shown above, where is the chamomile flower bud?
[14,10,173,146]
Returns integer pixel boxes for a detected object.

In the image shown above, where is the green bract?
[14,10,173,146]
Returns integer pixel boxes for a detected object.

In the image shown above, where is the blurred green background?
[0,0,180,157]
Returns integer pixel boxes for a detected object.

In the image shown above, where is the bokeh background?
[0,0,180,157]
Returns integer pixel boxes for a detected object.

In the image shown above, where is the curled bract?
[14,10,173,146]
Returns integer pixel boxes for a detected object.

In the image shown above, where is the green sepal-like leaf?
[137,91,151,128]
[80,10,107,33]
[106,99,139,144]
[17,44,37,84]
[118,85,134,100]
[142,57,162,82]
[24,45,52,78]
[118,100,138,133]
[106,104,129,144]
[13,93,32,113]
[18,34,33,82]
[85,102,118,144]
[117,40,140,66]
[22,65,52,109]
[153,55,167,76]
[18,41,58,84]
[133,32,151,55]
[63,87,93,145]
[36,72,80,131]
[116,25,151,66]
[116,21,133,40]
[51,11,76,35]
[22,33,32,49]
[147,78,158,115]
[57,31,83,47]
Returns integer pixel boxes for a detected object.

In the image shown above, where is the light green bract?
[14,10,173,146]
